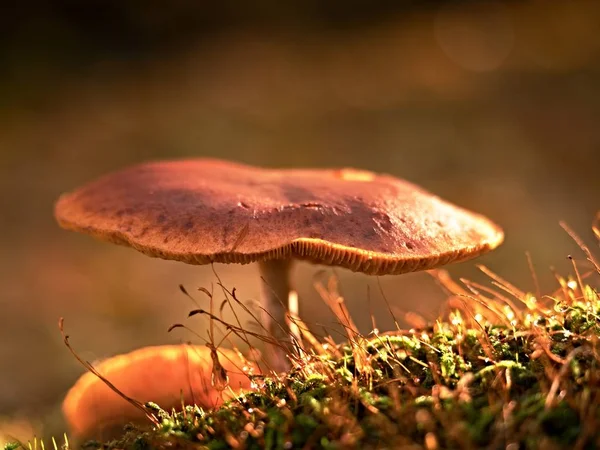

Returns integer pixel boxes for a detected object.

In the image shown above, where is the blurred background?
[1,0,599,443]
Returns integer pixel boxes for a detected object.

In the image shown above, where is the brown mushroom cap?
[63,344,258,439]
[55,159,503,275]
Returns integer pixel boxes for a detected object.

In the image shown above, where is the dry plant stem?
[258,259,293,372]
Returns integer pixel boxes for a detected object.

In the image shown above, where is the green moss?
[84,278,599,449]
[3,444,20,450]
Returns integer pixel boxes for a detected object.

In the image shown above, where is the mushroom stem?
[257,259,294,372]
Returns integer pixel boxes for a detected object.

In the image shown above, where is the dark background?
[1,0,599,442]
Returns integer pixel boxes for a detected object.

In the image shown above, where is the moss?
[90,284,598,449]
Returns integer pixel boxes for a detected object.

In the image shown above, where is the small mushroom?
[55,159,503,371]
[62,344,258,440]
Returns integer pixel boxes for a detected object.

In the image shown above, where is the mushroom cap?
[55,159,503,275]
[62,344,258,439]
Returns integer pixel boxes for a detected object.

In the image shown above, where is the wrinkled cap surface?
[55,159,504,275]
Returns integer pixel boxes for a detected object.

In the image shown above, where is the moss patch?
[85,269,599,449]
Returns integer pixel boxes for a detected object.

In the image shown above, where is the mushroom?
[55,158,504,371]
[63,344,258,440]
